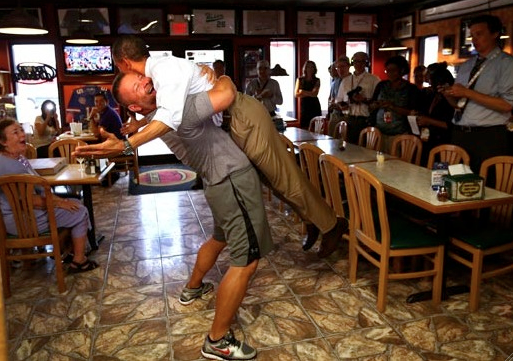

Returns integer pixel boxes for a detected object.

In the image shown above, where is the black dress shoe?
[317,217,349,258]
[302,223,320,251]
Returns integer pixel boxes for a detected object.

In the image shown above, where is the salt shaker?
[376,151,385,164]
[437,186,449,202]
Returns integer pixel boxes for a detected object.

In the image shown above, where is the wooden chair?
[48,138,87,163]
[308,116,327,135]
[334,121,348,141]
[391,134,423,165]
[319,153,350,219]
[24,143,37,159]
[448,156,513,312]
[0,174,68,297]
[277,134,299,220]
[358,127,382,151]
[48,139,87,197]
[347,165,445,312]
[108,148,140,186]
[426,144,470,169]
[298,142,325,201]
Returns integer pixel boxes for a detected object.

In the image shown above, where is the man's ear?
[127,104,142,113]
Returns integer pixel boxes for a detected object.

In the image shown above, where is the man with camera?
[335,52,380,143]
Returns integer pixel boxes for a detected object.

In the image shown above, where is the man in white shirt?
[336,52,380,143]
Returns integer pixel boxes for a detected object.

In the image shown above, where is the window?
[308,41,333,115]
[421,36,439,67]
[270,41,296,118]
[11,44,59,129]
[346,40,370,73]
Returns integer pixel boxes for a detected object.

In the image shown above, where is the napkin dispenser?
[444,174,484,201]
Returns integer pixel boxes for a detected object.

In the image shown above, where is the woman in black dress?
[295,60,322,129]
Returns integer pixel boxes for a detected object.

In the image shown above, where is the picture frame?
[117,8,165,34]
[61,84,117,124]
[243,10,285,35]
[393,14,414,39]
[343,14,377,34]
[297,11,335,35]
[57,8,110,37]
[0,8,43,28]
[192,9,235,34]
[459,18,475,58]
[239,47,264,90]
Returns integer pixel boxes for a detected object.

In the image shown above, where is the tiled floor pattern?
[5,175,513,361]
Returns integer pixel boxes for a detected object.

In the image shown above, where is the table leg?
[82,185,103,250]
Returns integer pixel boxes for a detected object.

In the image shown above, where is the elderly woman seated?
[0,118,98,273]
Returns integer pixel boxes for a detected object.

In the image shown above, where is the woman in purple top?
[0,118,98,273]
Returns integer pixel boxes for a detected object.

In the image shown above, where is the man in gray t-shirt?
[120,73,271,360]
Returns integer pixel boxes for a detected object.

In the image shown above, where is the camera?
[347,86,362,102]
[45,103,55,111]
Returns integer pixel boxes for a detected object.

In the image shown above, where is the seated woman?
[0,118,98,273]
[32,100,61,158]
[416,63,455,166]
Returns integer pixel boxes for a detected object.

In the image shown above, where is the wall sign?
[192,9,235,34]
[243,10,285,35]
[297,11,335,35]
[14,63,57,84]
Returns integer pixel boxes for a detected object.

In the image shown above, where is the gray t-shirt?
[161,92,251,186]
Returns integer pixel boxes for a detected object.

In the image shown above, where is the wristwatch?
[122,139,134,156]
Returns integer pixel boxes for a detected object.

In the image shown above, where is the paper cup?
[70,122,82,136]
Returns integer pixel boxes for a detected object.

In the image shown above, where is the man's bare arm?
[74,120,171,157]
[207,75,237,113]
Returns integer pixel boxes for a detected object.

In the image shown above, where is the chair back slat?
[308,116,327,135]
[319,154,349,218]
[358,127,382,151]
[298,143,324,197]
[391,134,423,165]
[48,139,87,164]
[335,121,348,141]
[480,156,513,227]
[426,144,470,169]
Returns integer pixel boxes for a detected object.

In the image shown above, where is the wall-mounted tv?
[63,45,113,75]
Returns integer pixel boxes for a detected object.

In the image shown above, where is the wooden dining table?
[353,159,513,302]
[28,160,115,250]
[282,126,332,143]
[296,138,396,164]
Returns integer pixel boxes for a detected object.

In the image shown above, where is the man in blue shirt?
[443,15,513,172]
[90,92,124,140]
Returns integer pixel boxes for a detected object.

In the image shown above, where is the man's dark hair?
[94,92,108,101]
[469,14,503,36]
[112,35,150,64]
[111,73,128,106]
[385,55,410,76]
[213,59,225,67]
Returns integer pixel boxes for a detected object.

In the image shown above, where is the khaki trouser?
[228,93,337,234]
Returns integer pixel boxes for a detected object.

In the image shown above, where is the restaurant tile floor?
[5,175,513,361]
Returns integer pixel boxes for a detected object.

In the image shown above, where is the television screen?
[63,45,113,75]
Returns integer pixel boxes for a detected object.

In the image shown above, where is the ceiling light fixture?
[0,6,48,35]
[66,8,98,44]
[378,38,407,51]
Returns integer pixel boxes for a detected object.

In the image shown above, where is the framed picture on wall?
[239,47,264,91]
[459,18,475,58]
[58,8,110,36]
[393,14,414,39]
[297,11,335,35]
[192,9,235,34]
[117,8,165,34]
[243,10,285,35]
[62,84,117,125]
[343,14,377,34]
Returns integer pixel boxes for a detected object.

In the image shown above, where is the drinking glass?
[76,157,85,172]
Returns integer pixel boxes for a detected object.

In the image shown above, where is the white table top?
[298,139,395,164]
[282,127,332,143]
[354,159,513,214]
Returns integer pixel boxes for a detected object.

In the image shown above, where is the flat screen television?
[63,45,113,75]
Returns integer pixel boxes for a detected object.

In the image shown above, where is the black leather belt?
[453,124,504,133]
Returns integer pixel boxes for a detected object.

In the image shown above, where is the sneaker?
[201,329,256,360]
[178,282,214,305]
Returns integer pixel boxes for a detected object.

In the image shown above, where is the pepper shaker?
[437,186,449,202]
